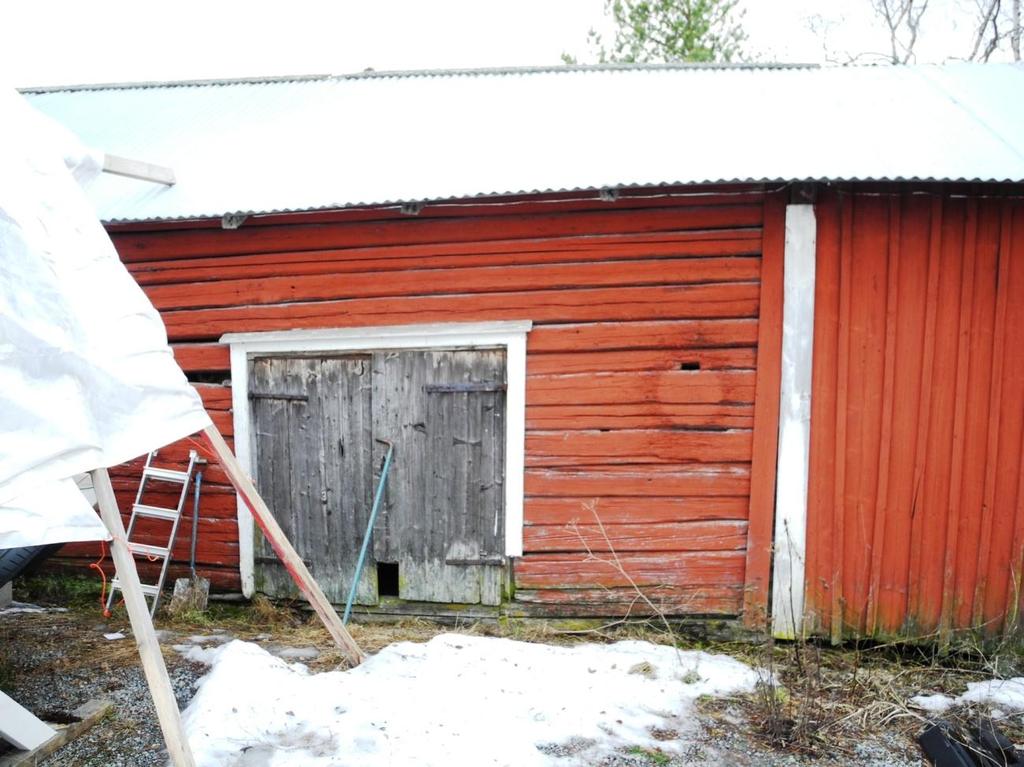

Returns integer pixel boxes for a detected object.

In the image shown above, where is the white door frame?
[221,320,532,597]
[771,204,817,638]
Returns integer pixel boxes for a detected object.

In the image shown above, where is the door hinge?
[249,392,309,402]
[424,382,506,394]
[445,556,506,566]
[254,556,314,567]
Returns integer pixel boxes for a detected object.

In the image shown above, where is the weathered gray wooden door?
[250,348,506,606]
[250,355,376,604]
[373,349,506,605]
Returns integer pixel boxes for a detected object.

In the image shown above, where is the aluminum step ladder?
[106,450,198,616]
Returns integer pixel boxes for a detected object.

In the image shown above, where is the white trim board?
[771,204,817,639]
[0,690,56,751]
[222,321,532,597]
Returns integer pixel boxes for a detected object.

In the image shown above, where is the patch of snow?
[268,646,320,661]
[960,678,1024,711]
[0,602,68,615]
[103,631,126,640]
[910,693,955,712]
[181,633,762,767]
[188,634,232,645]
[179,644,224,665]
[912,677,1024,714]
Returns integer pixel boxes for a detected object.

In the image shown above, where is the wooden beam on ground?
[200,425,366,665]
[102,154,176,186]
[0,691,56,752]
[0,698,113,767]
[91,468,196,767]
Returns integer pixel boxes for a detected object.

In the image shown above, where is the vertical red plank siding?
[804,190,840,636]
[806,191,1024,639]
[937,200,977,639]
[863,197,901,635]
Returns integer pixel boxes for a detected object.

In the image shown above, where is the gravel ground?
[1,606,928,766]
[0,610,206,766]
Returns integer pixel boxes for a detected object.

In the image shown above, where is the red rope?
[89,540,113,618]
[185,436,218,463]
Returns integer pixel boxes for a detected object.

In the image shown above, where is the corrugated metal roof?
[22,63,1024,224]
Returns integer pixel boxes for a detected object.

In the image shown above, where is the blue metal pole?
[190,469,204,578]
[343,440,394,625]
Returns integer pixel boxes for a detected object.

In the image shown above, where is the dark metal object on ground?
[919,719,1024,767]
[973,719,1023,766]
[918,722,976,767]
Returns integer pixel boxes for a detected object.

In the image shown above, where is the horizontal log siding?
[54,384,241,591]
[66,192,767,613]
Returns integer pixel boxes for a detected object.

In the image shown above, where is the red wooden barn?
[23,63,1024,640]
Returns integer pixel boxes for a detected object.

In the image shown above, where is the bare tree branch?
[968,0,1003,60]
[1011,0,1021,59]
[871,0,930,64]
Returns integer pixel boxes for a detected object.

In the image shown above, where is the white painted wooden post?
[91,468,196,767]
[228,341,255,597]
[504,330,527,557]
[201,425,366,665]
[771,204,817,639]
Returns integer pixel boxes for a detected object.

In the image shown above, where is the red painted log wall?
[57,188,779,616]
[806,189,1024,639]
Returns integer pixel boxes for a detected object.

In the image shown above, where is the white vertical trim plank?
[504,331,528,556]
[222,321,533,593]
[771,204,818,639]
[228,343,255,597]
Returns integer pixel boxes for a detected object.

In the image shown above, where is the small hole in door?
[679,361,701,371]
[377,562,399,597]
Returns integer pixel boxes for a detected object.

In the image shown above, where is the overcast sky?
[1,0,1017,88]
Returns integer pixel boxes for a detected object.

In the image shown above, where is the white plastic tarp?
[0,90,211,549]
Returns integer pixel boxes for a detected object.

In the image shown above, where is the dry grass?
[692,635,1024,762]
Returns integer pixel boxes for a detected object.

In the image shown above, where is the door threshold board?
[340,598,502,622]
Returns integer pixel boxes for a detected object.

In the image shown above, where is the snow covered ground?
[180,633,763,767]
[911,677,1024,715]
[0,600,67,615]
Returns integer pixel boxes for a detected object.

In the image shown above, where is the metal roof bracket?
[221,213,248,230]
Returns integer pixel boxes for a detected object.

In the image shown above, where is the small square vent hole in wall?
[377,562,399,597]
[679,361,701,371]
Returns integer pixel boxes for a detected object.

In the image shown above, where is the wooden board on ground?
[0,698,112,767]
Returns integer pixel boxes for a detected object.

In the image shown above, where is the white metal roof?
[22,63,1024,224]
